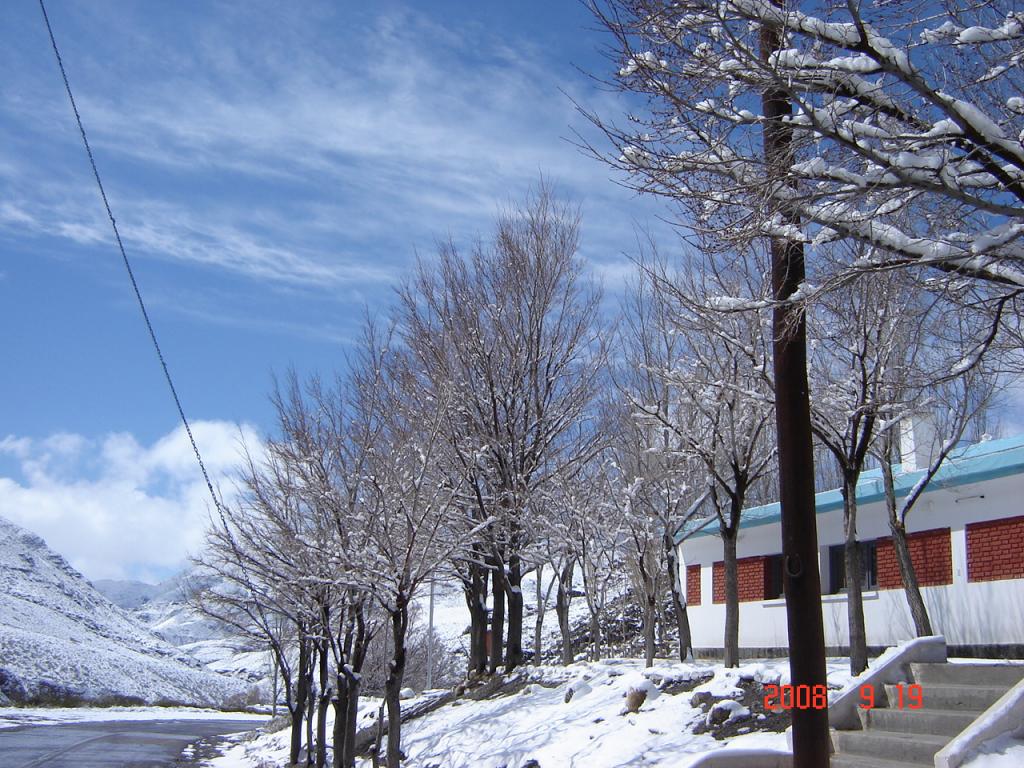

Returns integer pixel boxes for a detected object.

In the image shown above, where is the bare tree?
[346,331,477,768]
[807,265,928,674]
[196,437,321,767]
[629,255,776,667]
[398,184,604,674]
[873,309,1003,637]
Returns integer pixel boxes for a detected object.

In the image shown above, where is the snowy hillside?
[0,515,253,707]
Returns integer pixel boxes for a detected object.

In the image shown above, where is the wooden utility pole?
[760,11,831,768]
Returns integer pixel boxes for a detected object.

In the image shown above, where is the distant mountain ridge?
[0,514,253,707]
[95,568,271,684]
[91,578,163,610]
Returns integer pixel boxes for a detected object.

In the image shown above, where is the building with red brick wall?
[676,432,1024,657]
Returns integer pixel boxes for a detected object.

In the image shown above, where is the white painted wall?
[680,473,1024,651]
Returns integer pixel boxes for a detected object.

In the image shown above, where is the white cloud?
[0,421,261,583]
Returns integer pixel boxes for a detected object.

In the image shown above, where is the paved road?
[0,718,266,768]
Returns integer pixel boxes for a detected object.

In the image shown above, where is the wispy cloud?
[4,1,653,297]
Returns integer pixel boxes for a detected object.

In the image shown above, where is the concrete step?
[889,682,1004,711]
[830,753,923,768]
[831,729,947,766]
[859,705,977,737]
[910,662,1024,688]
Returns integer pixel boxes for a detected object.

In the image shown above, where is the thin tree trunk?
[722,528,740,668]
[589,608,602,661]
[505,554,524,672]
[332,673,348,768]
[643,590,657,667]
[272,650,279,718]
[384,601,409,768]
[316,637,330,768]
[890,520,933,635]
[464,563,488,677]
[342,672,361,767]
[306,658,315,767]
[556,559,574,665]
[290,638,310,767]
[489,560,506,674]
[334,602,368,768]
[881,457,933,636]
[665,531,692,661]
[533,563,545,666]
[842,475,868,675]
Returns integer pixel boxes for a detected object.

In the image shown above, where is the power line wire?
[37,0,225,512]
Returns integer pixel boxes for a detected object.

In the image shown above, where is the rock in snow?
[0,514,251,708]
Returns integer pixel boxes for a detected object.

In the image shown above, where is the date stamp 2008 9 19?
[762,683,924,711]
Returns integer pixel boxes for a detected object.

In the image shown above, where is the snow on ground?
[204,657,856,768]
[962,732,1024,768]
[0,705,270,730]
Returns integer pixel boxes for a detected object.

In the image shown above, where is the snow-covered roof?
[678,433,1024,542]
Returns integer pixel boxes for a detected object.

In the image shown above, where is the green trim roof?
[677,433,1024,543]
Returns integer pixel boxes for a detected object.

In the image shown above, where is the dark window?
[764,554,785,600]
[829,541,877,594]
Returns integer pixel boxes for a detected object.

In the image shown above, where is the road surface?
[0,717,266,768]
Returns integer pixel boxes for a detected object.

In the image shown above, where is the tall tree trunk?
[881,458,933,636]
[489,560,506,673]
[384,600,409,768]
[665,530,692,661]
[290,638,310,767]
[842,475,868,675]
[722,527,740,668]
[556,559,575,665]
[505,554,524,672]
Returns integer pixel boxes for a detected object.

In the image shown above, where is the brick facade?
[967,515,1024,582]
[712,556,768,603]
[686,564,701,606]
[875,527,952,589]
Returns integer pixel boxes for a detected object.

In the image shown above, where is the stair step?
[859,706,977,737]
[888,682,1005,711]
[911,662,1024,687]
[830,753,923,768]
[831,729,947,766]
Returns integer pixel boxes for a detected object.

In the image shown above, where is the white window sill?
[760,590,880,607]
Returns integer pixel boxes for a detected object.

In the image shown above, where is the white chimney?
[900,415,937,472]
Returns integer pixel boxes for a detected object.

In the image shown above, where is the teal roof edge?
[677,433,1024,543]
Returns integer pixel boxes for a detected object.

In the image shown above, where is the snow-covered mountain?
[0,514,254,707]
[91,578,163,610]
[96,568,272,685]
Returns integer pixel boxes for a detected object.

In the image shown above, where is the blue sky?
[0,0,669,580]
